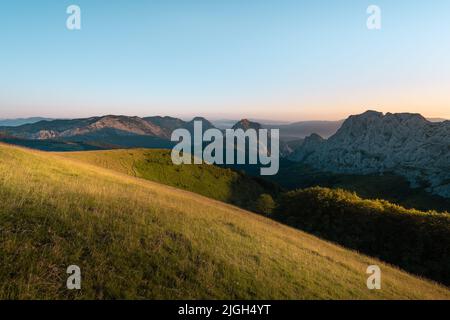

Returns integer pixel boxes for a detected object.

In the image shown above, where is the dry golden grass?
[59,148,276,209]
[0,143,449,299]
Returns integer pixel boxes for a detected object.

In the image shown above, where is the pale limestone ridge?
[290,111,450,198]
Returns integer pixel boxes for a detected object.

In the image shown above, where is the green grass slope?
[59,149,278,210]
[270,162,450,213]
[0,143,449,299]
[58,149,450,287]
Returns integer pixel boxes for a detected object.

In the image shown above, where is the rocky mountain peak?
[185,117,215,131]
[359,110,384,118]
[290,110,450,198]
[305,133,324,142]
[191,116,209,122]
[232,119,262,131]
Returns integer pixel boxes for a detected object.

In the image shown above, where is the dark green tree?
[255,194,276,216]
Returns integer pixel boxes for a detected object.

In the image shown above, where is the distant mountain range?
[0,115,325,152]
[2,114,446,142]
[264,120,344,141]
[289,111,450,198]
[0,117,54,127]
[211,118,343,141]
[211,118,290,129]
[0,115,217,150]
[2,111,449,199]
[428,117,449,123]
[0,115,216,138]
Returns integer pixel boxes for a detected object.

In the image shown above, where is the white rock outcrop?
[289,111,450,198]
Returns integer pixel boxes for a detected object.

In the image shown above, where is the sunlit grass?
[0,143,449,299]
[59,149,276,210]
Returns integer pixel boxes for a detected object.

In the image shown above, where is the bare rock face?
[59,115,166,138]
[289,111,450,198]
[32,130,59,139]
[4,115,181,141]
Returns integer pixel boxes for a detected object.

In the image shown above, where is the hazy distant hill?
[211,118,343,142]
[143,116,186,134]
[289,111,450,199]
[0,115,221,150]
[212,118,289,129]
[0,115,166,139]
[428,117,449,122]
[0,117,54,127]
[264,120,344,141]
[0,115,280,152]
[0,115,354,151]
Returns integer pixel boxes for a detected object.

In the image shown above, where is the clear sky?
[1,0,449,120]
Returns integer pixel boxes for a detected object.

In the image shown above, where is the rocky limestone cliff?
[289,111,450,198]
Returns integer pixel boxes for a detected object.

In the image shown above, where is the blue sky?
[1,0,449,120]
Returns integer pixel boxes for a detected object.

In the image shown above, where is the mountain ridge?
[290,111,450,198]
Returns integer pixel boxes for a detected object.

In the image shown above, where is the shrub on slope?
[276,187,450,286]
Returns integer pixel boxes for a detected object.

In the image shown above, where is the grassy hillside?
[59,149,278,210]
[0,143,449,299]
[59,149,450,286]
